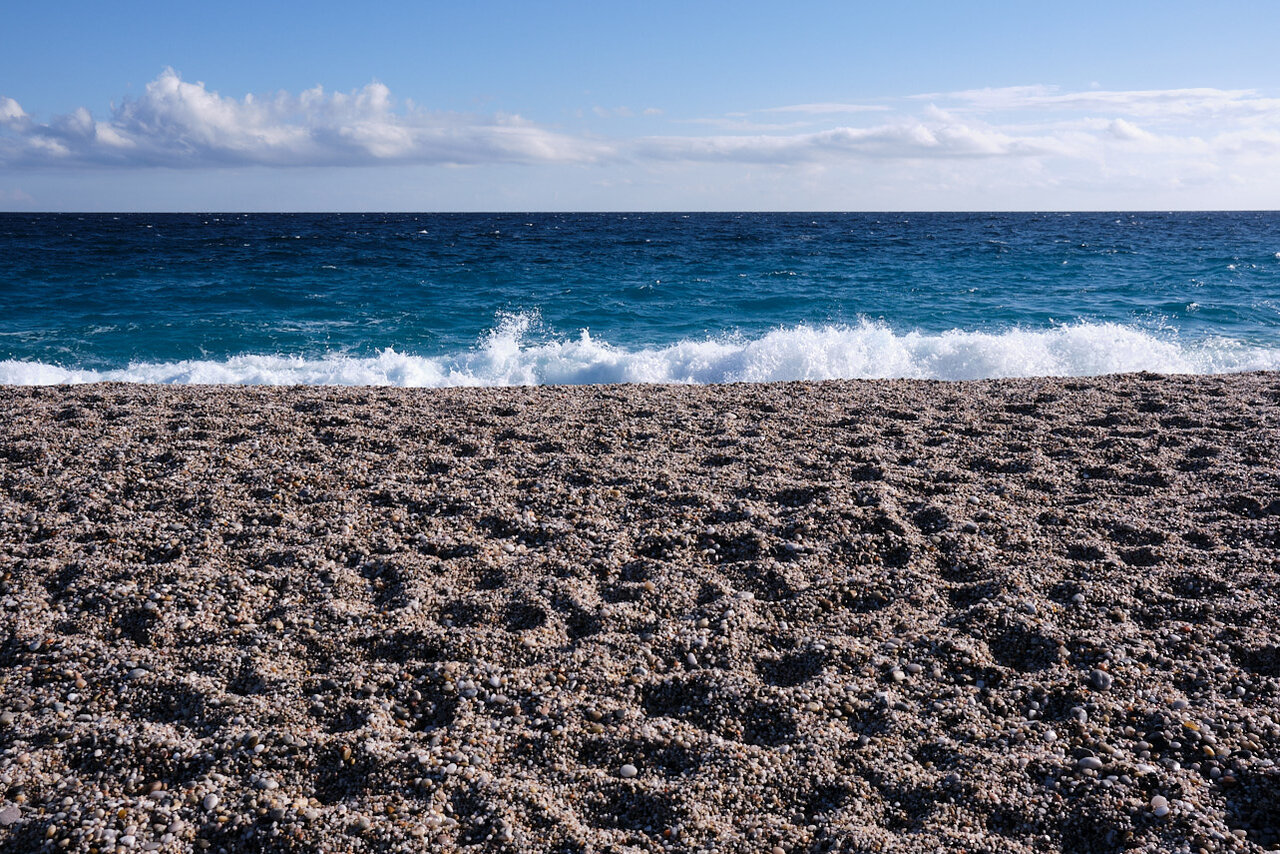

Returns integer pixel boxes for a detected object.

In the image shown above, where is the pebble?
[1,380,1274,853]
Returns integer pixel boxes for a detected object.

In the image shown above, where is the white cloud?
[639,116,1068,164]
[3,71,1280,212]
[0,68,612,168]
[0,97,27,125]
[921,85,1280,123]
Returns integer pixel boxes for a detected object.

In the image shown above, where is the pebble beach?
[1,373,1278,853]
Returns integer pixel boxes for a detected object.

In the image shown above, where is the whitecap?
[3,318,1277,387]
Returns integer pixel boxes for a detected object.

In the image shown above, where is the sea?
[2,211,1278,386]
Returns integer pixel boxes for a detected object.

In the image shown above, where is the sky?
[3,0,1280,211]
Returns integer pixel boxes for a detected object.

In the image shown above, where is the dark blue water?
[2,211,1278,384]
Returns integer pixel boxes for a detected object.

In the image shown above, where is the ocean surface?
[2,211,1279,386]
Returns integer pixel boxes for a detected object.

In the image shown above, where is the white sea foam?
[2,318,1278,387]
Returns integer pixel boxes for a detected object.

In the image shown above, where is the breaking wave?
[2,317,1278,386]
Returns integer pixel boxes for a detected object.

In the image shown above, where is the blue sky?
[3,1,1279,210]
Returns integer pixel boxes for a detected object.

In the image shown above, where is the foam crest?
[2,320,1277,386]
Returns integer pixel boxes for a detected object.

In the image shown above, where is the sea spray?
[2,320,1276,386]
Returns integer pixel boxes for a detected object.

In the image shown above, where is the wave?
[3,317,1279,387]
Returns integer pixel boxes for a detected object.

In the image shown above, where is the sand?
[0,373,1278,853]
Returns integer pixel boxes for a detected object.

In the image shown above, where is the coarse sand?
[1,374,1278,852]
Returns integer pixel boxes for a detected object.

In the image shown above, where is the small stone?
[1151,795,1170,817]
[126,668,148,681]
[354,816,372,831]
[1077,756,1104,771]
[619,764,638,778]
[1089,669,1113,691]
[0,712,13,726]
[962,521,979,534]
[201,794,219,811]
[0,805,20,826]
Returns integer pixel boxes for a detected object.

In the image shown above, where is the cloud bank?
[2,71,1278,190]
[0,69,611,168]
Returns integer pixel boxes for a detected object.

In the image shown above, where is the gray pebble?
[1077,756,1104,771]
[0,805,20,826]
[201,793,219,811]
[1089,669,1113,691]
[619,763,638,778]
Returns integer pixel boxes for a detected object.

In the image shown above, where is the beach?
[1,373,1278,853]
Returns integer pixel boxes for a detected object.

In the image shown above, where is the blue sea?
[2,211,1278,386]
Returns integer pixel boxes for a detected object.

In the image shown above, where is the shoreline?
[1,373,1278,852]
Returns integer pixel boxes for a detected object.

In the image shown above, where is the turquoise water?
[2,211,1278,384]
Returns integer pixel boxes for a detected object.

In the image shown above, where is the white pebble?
[619,764,638,778]
[202,793,219,811]
[1151,795,1170,817]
